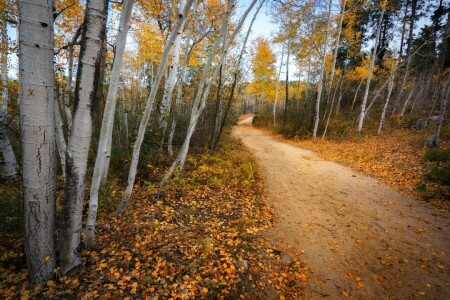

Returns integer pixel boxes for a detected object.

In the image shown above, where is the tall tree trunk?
[405,0,417,61]
[357,0,385,133]
[432,74,450,146]
[161,0,258,185]
[399,0,409,58]
[0,19,17,178]
[160,0,186,137]
[55,87,67,178]
[211,26,228,149]
[19,0,56,283]
[327,0,346,92]
[168,29,194,157]
[283,42,290,129]
[60,0,108,274]
[273,46,285,127]
[116,0,195,214]
[64,26,82,131]
[378,73,395,134]
[312,0,332,139]
[86,0,133,249]
[214,0,265,150]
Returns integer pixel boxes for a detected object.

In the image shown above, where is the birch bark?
[19,0,56,283]
[312,0,332,139]
[0,20,17,178]
[273,46,285,127]
[357,0,386,133]
[116,0,195,214]
[378,73,395,134]
[86,0,134,249]
[159,0,186,133]
[60,0,108,274]
[161,0,258,184]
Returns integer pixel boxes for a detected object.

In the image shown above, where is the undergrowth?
[0,134,307,299]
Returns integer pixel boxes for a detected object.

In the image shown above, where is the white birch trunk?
[60,0,108,274]
[116,0,195,214]
[351,78,363,109]
[161,0,259,184]
[86,0,134,248]
[400,88,414,118]
[357,1,385,133]
[159,0,186,130]
[55,88,66,178]
[168,30,194,157]
[432,75,450,146]
[273,46,285,127]
[19,0,56,283]
[312,0,332,139]
[327,0,346,92]
[212,0,265,149]
[0,21,17,178]
[378,73,395,134]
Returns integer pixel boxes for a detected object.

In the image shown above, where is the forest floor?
[234,116,449,299]
[0,131,307,299]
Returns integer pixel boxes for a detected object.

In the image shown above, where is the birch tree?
[161,0,259,184]
[19,0,56,283]
[159,0,187,135]
[60,0,108,274]
[0,20,17,178]
[357,0,386,133]
[273,46,285,127]
[312,0,332,139]
[116,0,195,214]
[86,0,134,249]
[378,73,395,134]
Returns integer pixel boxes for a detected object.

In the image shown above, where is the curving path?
[234,117,449,299]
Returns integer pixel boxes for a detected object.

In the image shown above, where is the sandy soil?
[234,117,449,299]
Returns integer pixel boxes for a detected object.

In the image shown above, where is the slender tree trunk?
[160,0,186,136]
[214,0,265,149]
[283,42,290,129]
[19,0,56,283]
[351,79,363,109]
[400,88,414,118]
[168,30,194,157]
[322,75,342,138]
[86,0,133,249]
[60,0,108,274]
[64,26,82,130]
[399,0,409,58]
[211,27,228,149]
[161,0,258,185]
[312,0,332,139]
[55,87,67,178]
[0,20,17,178]
[378,74,395,134]
[273,46,285,127]
[1,20,9,117]
[328,0,346,91]
[432,74,450,146]
[116,0,195,214]
[357,1,385,133]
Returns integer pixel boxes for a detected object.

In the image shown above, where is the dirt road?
[234,117,449,299]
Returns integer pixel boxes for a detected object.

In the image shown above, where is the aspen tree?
[19,0,56,283]
[116,0,195,214]
[357,0,386,133]
[0,20,17,178]
[86,0,134,248]
[60,0,108,274]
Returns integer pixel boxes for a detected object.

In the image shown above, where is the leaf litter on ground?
[0,135,307,299]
